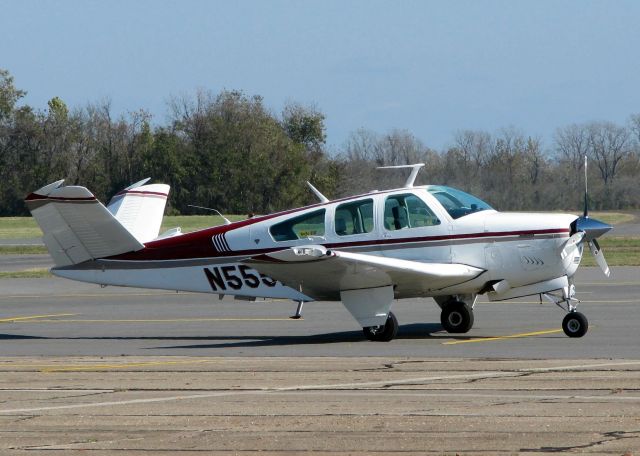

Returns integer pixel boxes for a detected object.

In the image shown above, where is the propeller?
[568,156,612,276]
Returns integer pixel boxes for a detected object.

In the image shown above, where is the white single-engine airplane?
[26,163,612,341]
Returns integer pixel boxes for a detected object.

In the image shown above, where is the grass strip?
[580,236,640,266]
[0,269,52,279]
[0,245,48,255]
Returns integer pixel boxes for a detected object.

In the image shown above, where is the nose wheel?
[562,311,588,338]
[542,283,589,338]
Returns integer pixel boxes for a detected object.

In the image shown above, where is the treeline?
[1,68,639,216]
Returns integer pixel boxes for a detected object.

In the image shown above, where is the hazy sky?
[2,0,639,150]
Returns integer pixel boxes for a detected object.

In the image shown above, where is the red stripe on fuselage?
[108,228,569,262]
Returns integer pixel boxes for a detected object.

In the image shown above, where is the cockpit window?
[335,199,374,236]
[384,194,440,231]
[270,209,326,241]
[427,186,492,219]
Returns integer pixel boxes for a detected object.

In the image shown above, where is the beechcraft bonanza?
[26,162,612,341]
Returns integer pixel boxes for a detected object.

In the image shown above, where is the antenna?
[376,163,425,188]
[583,155,589,218]
[306,181,329,203]
[187,205,231,225]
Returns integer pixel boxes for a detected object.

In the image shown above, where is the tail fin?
[106,179,170,244]
[25,181,145,267]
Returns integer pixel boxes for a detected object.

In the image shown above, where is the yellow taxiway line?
[442,328,564,345]
[0,313,76,323]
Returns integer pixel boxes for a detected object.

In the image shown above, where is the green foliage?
[47,96,68,120]
[0,68,639,217]
[0,69,26,122]
[167,90,317,214]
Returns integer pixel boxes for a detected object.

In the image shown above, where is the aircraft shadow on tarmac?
[0,323,481,349]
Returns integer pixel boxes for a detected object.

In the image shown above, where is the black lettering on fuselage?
[204,267,226,291]
[204,265,278,292]
[221,265,243,290]
[239,265,261,288]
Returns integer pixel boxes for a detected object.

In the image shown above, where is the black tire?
[562,311,588,338]
[363,311,398,342]
[441,301,474,333]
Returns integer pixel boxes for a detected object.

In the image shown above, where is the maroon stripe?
[108,228,569,262]
[112,190,168,198]
[24,193,96,202]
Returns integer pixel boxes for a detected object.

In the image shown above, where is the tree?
[587,121,631,186]
[282,102,326,156]
[0,69,26,123]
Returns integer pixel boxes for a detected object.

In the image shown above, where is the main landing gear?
[363,311,398,342]
[435,296,476,334]
[440,300,474,333]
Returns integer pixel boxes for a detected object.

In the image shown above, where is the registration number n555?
[203,265,277,292]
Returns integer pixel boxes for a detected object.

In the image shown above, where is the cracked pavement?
[0,357,638,455]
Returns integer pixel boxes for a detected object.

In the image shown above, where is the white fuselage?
[53,186,580,303]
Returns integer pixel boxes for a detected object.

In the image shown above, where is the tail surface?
[106,178,170,244]
[25,181,145,267]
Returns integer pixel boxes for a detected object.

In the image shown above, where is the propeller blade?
[561,232,585,260]
[588,239,610,277]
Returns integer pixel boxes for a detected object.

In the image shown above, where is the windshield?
[427,186,493,219]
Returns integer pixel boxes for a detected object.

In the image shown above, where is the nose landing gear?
[542,281,589,338]
[562,311,589,338]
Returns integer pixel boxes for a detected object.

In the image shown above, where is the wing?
[245,245,485,300]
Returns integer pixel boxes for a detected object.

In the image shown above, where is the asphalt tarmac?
[1,357,639,455]
[0,267,638,357]
[1,267,639,454]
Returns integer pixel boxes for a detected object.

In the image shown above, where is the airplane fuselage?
[53,186,581,303]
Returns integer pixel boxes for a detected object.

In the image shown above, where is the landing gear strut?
[440,301,474,333]
[542,281,589,338]
[290,300,304,319]
[363,311,398,342]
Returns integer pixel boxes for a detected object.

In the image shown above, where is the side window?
[269,209,326,242]
[335,199,374,236]
[384,194,440,231]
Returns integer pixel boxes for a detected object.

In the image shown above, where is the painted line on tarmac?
[477,299,637,305]
[0,292,182,300]
[0,358,219,371]
[40,359,220,373]
[0,313,76,323]
[1,360,640,414]
[442,328,564,345]
[13,317,294,324]
[288,390,640,402]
